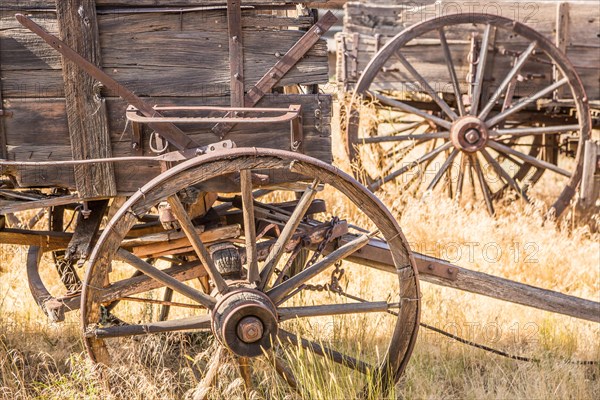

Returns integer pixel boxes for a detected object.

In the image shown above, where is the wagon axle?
[450,116,490,153]
[211,289,278,358]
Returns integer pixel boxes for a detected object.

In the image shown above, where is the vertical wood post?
[56,0,116,198]
[227,0,245,107]
[0,61,8,160]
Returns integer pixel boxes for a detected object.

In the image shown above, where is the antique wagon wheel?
[346,13,591,217]
[81,148,420,397]
[27,202,174,322]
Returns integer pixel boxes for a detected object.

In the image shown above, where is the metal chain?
[301,217,346,295]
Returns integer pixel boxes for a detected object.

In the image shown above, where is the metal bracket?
[349,32,359,80]
[126,104,302,124]
[290,108,303,153]
[131,121,143,156]
[211,11,338,138]
[0,62,8,160]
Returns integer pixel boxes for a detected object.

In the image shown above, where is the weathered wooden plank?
[0,228,72,250]
[55,0,116,198]
[1,29,328,98]
[3,94,332,190]
[342,235,600,323]
[64,199,108,261]
[1,1,326,8]
[227,0,245,107]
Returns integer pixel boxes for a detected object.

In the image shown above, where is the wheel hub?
[211,289,278,357]
[450,116,489,152]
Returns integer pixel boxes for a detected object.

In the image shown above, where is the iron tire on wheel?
[81,148,420,397]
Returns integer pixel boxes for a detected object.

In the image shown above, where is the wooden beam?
[339,236,600,323]
[0,228,71,250]
[64,199,108,261]
[55,0,116,198]
[0,60,7,160]
[227,0,244,108]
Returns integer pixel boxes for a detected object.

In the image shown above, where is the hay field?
[1,117,599,399]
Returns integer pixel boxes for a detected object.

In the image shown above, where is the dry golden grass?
[1,111,599,399]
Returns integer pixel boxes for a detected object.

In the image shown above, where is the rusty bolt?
[464,129,480,144]
[237,316,264,343]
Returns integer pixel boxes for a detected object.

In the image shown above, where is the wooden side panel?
[56,0,116,198]
[4,94,332,192]
[1,1,326,7]
[0,9,329,99]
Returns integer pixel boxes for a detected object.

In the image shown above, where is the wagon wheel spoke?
[278,329,374,375]
[485,77,569,128]
[479,41,537,120]
[273,353,299,391]
[278,301,396,321]
[488,140,572,177]
[369,141,453,191]
[240,169,259,284]
[491,124,580,138]
[167,195,229,294]
[237,356,254,393]
[394,51,458,120]
[361,131,449,143]
[267,232,374,304]
[259,179,320,289]
[116,248,216,309]
[466,155,477,200]
[472,155,495,215]
[426,148,459,192]
[454,152,467,203]
[158,289,175,321]
[380,140,426,175]
[85,314,211,339]
[367,90,452,130]
[195,346,225,400]
[470,24,492,116]
[438,27,465,116]
[480,148,529,201]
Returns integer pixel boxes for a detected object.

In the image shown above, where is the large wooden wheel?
[346,13,591,217]
[81,148,420,397]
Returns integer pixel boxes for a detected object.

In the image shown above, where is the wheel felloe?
[211,289,278,358]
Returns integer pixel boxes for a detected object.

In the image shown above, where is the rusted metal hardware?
[15,14,198,151]
[349,33,359,80]
[125,105,302,124]
[127,105,303,153]
[211,10,338,138]
[0,140,236,170]
[0,64,7,161]
[291,113,304,152]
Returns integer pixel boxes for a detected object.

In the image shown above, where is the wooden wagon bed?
[336,0,600,102]
[0,0,333,199]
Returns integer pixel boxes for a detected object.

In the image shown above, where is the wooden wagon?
[0,1,598,397]
[0,1,425,395]
[336,0,599,217]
